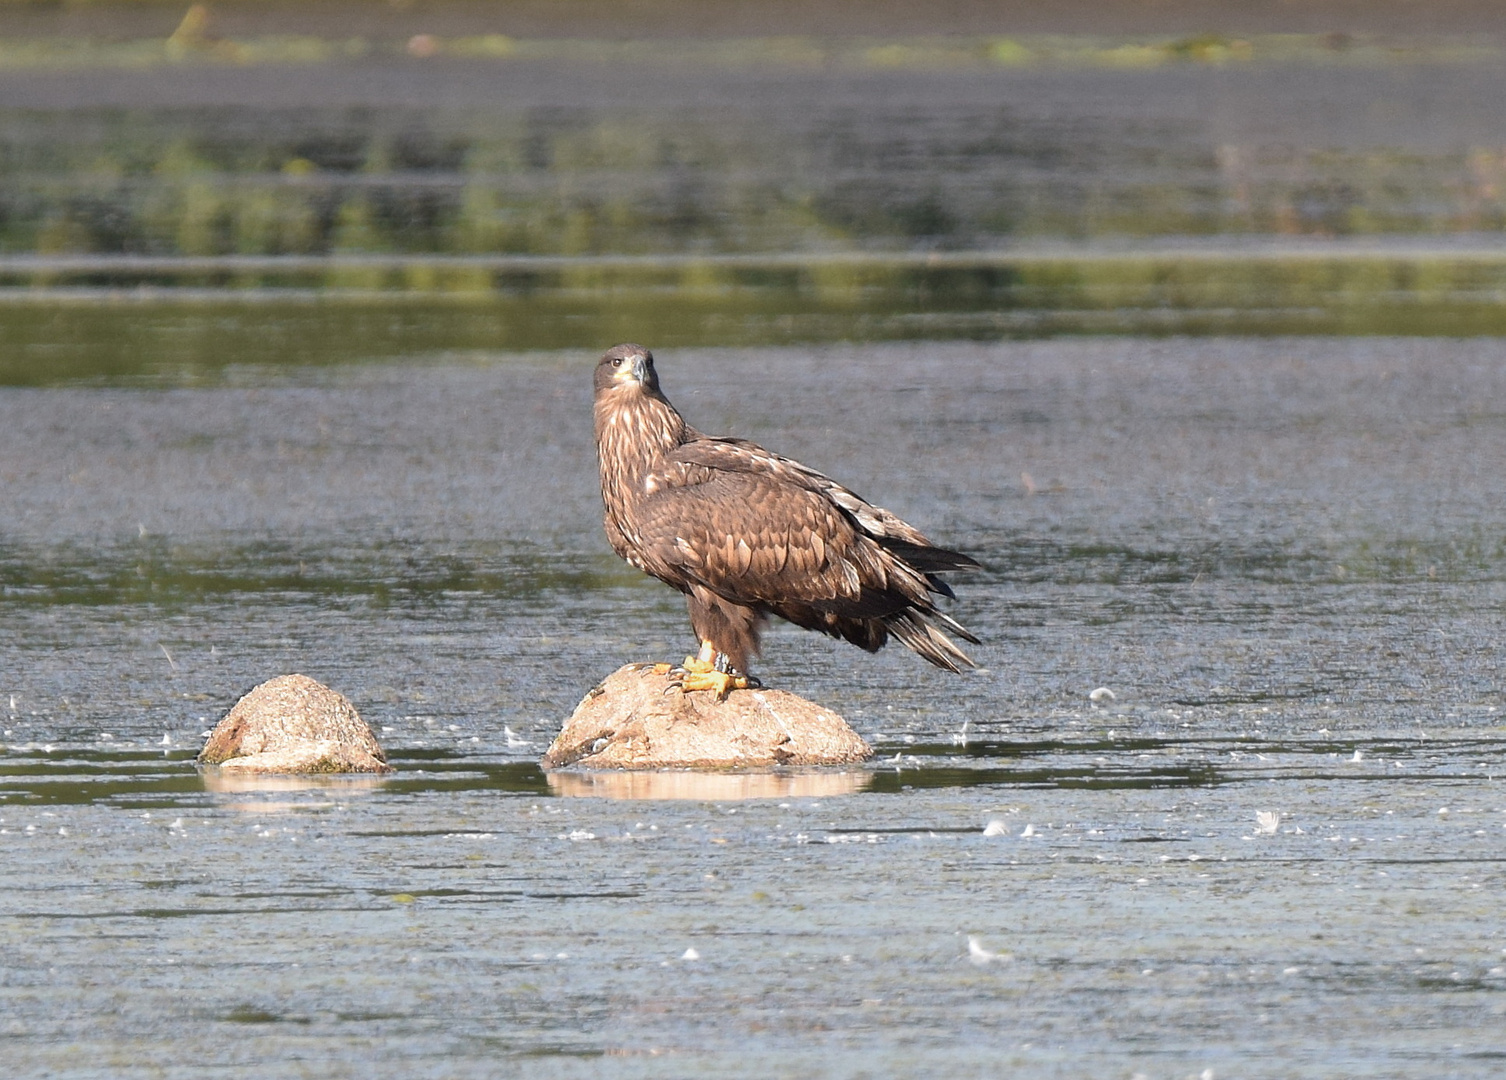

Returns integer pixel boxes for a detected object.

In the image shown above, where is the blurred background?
[4,0,1506,380]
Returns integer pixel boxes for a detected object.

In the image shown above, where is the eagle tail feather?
[925,606,981,646]
[883,609,977,673]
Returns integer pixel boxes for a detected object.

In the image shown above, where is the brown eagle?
[593,343,980,698]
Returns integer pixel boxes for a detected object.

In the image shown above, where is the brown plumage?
[593,343,980,682]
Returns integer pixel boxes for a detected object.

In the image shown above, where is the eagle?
[593,343,980,698]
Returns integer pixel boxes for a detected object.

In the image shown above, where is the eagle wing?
[631,447,884,613]
[625,437,977,673]
[669,437,970,560]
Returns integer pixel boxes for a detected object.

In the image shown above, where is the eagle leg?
[667,640,757,701]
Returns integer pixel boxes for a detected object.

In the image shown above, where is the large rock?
[543,664,871,770]
[197,674,392,775]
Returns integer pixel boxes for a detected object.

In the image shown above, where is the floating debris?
[967,936,1008,966]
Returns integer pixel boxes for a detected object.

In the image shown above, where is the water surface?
[3,339,1504,1076]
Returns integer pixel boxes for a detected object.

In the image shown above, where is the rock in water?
[198,674,392,775]
[543,664,872,769]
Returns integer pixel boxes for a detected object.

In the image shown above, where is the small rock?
[197,674,392,775]
[543,665,871,770]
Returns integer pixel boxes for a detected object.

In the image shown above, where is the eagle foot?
[670,668,751,701]
[664,655,757,701]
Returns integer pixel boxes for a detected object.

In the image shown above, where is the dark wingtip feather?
[925,573,957,599]
[880,538,983,574]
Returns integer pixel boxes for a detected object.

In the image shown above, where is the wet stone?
[543,664,872,770]
[197,673,392,775]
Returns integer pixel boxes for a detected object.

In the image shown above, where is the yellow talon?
[675,668,750,701]
[660,641,754,700]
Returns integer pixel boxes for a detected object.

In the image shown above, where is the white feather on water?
[967,936,1008,965]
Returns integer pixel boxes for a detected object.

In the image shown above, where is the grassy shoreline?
[6,247,1506,385]
[5,7,1503,376]
[1,31,1502,74]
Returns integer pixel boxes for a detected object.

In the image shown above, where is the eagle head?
[594,343,661,397]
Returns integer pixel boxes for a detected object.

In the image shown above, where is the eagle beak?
[628,354,649,384]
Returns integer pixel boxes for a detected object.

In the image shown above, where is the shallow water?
[2,338,1504,1077]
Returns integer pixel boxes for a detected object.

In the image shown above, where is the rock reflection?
[199,768,390,800]
[546,769,869,801]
